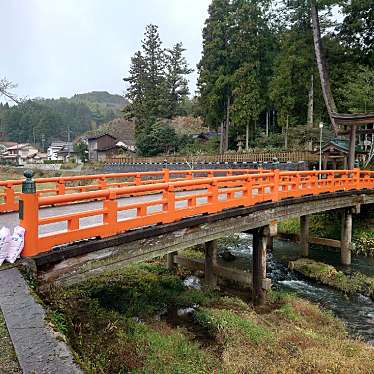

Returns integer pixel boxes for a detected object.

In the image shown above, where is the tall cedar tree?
[197,0,232,128]
[123,51,148,135]
[124,25,166,136]
[338,0,374,66]
[230,0,270,140]
[270,0,327,128]
[124,25,192,139]
[164,43,193,118]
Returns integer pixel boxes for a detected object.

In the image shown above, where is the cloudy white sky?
[0,0,211,101]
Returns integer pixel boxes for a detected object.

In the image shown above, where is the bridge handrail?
[0,168,265,213]
[36,172,271,207]
[18,168,374,257]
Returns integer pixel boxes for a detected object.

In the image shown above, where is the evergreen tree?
[123,51,148,134]
[338,0,374,66]
[197,0,232,128]
[141,24,167,120]
[164,42,193,118]
[230,0,270,141]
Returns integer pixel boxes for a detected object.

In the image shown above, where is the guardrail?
[18,169,374,257]
[0,169,262,213]
[107,151,319,164]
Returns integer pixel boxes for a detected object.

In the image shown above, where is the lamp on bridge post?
[319,122,324,172]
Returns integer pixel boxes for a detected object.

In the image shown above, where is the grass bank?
[0,310,21,373]
[289,258,374,300]
[42,260,374,373]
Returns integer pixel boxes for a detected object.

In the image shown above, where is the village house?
[47,141,74,161]
[0,143,42,165]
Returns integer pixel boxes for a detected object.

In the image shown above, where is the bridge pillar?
[205,240,218,287]
[166,251,178,270]
[300,215,310,257]
[252,227,268,306]
[341,209,352,266]
[267,236,273,251]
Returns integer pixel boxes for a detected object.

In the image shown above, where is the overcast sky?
[0,0,211,101]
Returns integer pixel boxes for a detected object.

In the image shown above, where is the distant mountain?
[72,91,128,111]
[0,91,129,148]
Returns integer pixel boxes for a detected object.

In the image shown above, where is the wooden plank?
[174,256,254,286]
[278,232,341,248]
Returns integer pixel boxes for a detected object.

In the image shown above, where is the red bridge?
[1,168,374,305]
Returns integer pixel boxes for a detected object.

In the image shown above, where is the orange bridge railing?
[16,169,374,257]
[0,169,261,214]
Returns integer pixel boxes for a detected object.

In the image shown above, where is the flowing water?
[218,233,374,343]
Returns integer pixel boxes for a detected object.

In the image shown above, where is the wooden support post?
[300,215,310,257]
[341,209,352,265]
[348,126,357,170]
[167,251,178,270]
[267,236,273,250]
[252,227,268,306]
[205,240,218,287]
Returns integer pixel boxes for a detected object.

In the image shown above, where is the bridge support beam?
[300,215,310,257]
[341,209,352,266]
[166,251,178,270]
[205,240,218,287]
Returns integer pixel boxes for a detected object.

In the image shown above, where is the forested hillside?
[0,91,127,149]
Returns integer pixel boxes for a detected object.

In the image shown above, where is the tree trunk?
[245,123,249,151]
[307,75,314,128]
[266,111,269,137]
[225,96,230,152]
[284,115,289,149]
[310,1,338,135]
[219,121,224,154]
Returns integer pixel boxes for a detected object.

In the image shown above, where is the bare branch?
[0,78,22,104]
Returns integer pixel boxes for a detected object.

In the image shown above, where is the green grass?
[42,260,374,373]
[195,308,273,344]
[0,310,21,374]
[290,258,374,299]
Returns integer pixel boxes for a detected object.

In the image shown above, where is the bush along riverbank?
[40,259,374,373]
[289,259,374,300]
[278,208,374,258]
